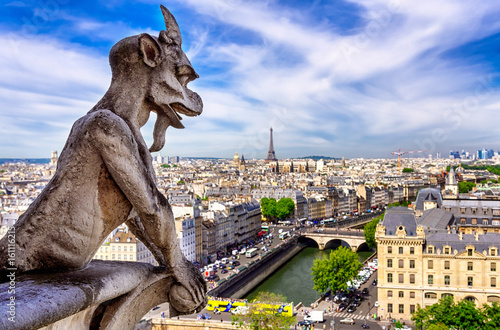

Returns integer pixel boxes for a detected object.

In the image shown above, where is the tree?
[232,292,296,330]
[402,167,414,173]
[177,180,185,185]
[261,198,277,221]
[276,198,295,220]
[311,246,362,294]
[411,296,498,330]
[160,164,171,168]
[364,213,384,250]
[459,181,476,193]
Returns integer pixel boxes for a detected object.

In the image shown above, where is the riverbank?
[209,238,304,298]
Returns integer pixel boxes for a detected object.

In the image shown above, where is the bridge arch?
[297,236,319,248]
[302,232,367,252]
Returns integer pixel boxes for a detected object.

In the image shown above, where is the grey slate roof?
[426,232,500,255]
[414,188,442,211]
[417,208,455,231]
[381,207,417,236]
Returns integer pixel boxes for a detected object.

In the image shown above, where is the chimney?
[475,231,479,241]
[459,231,463,240]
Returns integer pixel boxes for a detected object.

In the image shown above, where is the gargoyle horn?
[160,5,182,45]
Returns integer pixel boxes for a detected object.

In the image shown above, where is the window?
[468,262,473,271]
[118,246,121,252]
[472,208,476,214]
[492,277,497,288]
[428,260,433,269]
[387,259,393,268]
[468,249,473,256]
[442,293,454,299]
[491,248,497,256]
[461,218,466,224]
[444,247,450,254]
[410,260,415,269]
[112,246,116,251]
[445,275,450,285]
[117,254,121,260]
[399,291,404,298]
[399,247,403,254]
[410,274,415,284]
[123,254,127,260]
[388,290,393,297]
[388,246,393,254]
[484,209,488,215]
[388,303,393,313]
[492,262,497,272]
[410,305,415,313]
[124,246,127,252]
[410,292,415,298]
[472,218,477,225]
[399,259,404,268]
[425,292,437,299]
[399,304,404,313]
[427,246,434,253]
[410,247,414,254]
[388,273,393,283]
[468,277,473,286]
[399,274,404,283]
[461,208,465,214]
[112,254,115,259]
[483,219,489,225]
[428,275,434,285]
[445,261,450,269]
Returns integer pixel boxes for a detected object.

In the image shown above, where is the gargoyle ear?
[139,34,161,68]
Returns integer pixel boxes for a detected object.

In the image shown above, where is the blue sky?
[2,0,500,159]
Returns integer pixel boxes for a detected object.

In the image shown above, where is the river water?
[244,245,373,306]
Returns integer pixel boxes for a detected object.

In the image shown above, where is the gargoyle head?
[108,5,202,152]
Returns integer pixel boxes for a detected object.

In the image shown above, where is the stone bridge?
[300,231,368,251]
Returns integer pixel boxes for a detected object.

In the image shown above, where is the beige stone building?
[376,207,500,322]
[93,228,137,262]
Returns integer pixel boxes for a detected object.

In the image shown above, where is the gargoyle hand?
[169,255,207,312]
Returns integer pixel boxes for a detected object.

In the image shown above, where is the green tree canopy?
[411,296,500,330]
[402,167,414,173]
[276,198,295,220]
[261,198,277,221]
[311,246,362,294]
[177,180,185,185]
[232,292,296,330]
[459,181,476,193]
[160,164,171,168]
[364,212,384,250]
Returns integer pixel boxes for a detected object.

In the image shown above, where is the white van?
[222,258,229,264]
[232,249,239,256]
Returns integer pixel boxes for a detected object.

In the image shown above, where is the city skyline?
[2,1,500,159]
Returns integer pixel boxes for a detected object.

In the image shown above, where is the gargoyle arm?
[87,110,206,304]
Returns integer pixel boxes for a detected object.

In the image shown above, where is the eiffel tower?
[265,127,277,162]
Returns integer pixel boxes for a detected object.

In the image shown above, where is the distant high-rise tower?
[265,127,277,162]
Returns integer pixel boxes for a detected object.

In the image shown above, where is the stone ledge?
[0,260,178,330]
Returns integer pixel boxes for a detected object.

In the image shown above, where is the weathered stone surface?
[0,4,206,329]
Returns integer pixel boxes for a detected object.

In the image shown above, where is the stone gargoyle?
[0,5,207,329]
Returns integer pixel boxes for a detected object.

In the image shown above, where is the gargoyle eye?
[176,65,198,86]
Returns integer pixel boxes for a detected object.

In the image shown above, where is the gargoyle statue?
[0,5,206,314]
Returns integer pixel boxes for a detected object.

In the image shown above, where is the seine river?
[244,245,373,306]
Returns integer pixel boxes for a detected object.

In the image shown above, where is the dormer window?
[491,248,497,256]
[427,246,434,254]
[472,208,477,215]
[461,208,466,214]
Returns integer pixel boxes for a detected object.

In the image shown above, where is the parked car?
[362,288,369,295]
[374,301,379,307]
[372,279,377,286]
[221,269,228,274]
[352,300,361,307]
[297,320,313,326]
[347,305,356,313]
[339,318,355,325]
[213,308,221,315]
[337,303,348,312]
